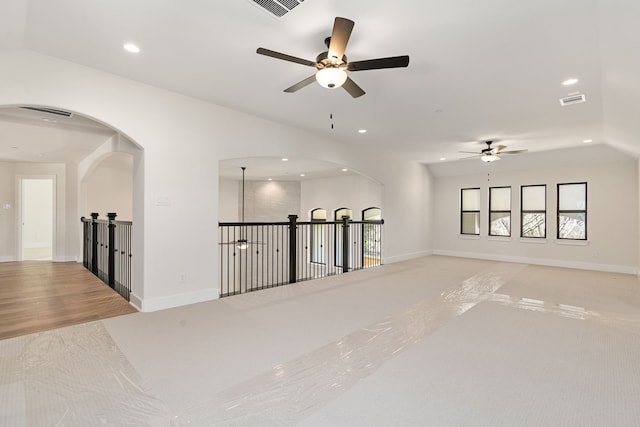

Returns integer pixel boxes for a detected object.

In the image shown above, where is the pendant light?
[237,166,248,250]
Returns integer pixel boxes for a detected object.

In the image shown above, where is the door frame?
[16,175,57,261]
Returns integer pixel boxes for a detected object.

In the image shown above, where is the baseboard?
[129,292,143,311]
[137,288,220,312]
[432,249,638,275]
[53,256,79,262]
[384,250,433,265]
[0,256,79,262]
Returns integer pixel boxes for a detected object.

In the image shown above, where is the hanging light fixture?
[481,153,500,163]
[315,67,348,89]
[237,166,248,250]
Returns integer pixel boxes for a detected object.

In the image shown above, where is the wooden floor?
[0,261,137,340]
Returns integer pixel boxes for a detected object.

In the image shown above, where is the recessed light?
[123,43,140,53]
[440,157,446,161]
[341,168,348,172]
[358,129,367,134]
[300,173,305,177]
[268,178,273,181]
[563,78,578,86]
[281,158,288,162]
[582,139,593,143]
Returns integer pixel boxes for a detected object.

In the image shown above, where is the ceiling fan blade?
[498,149,529,155]
[284,75,317,93]
[256,48,317,67]
[347,55,410,71]
[328,17,355,61]
[459,151,482,155]
[342,77,365,98]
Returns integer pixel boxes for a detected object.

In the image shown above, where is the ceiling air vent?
[248,0,306,18]
[559,94,586,106]
[20,106,74,117]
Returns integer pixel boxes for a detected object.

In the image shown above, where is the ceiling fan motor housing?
[315,51,348,68]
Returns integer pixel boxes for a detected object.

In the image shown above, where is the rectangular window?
[521,185,546,238]
[558,182,587,240]
[489,186,511,236]
[460,188,480,235]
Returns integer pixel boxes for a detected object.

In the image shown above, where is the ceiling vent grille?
[248,0,306,18]
[559,94,586,106]
[20,106,74,117]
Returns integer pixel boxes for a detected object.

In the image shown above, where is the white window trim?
[555,239,589,246]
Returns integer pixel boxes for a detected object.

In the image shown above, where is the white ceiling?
[0,107,115,163]
[1,0,639,175]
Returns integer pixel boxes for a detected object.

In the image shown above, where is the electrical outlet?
[178,273,186,284]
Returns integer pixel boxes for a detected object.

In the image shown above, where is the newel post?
[341,215,350,273]
[288,214,298,284]
[90,212,99,275]
[107,212,117,289]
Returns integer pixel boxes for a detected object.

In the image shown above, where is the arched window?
[311,208,327,221]
[362,207,381,220]
[310,208,326,264]
[334,208,352,268]
[362,207,382,267]
[334,208,353,221]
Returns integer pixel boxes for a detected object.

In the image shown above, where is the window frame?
[520,184,547,239]
[334,207,353,268]
[460,187,481,236]
[488,186,511,237]
[310,208,327,264]
[361,207,382,268]
[557,182,587,240]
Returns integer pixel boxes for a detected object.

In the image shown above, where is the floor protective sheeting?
[2,257,639,426]
[0,322,172,426]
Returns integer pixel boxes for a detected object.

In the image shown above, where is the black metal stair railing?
[218,215,383,297]
[81,213,132,301]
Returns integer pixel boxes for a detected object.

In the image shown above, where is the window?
[521,185,546,238]
[310,208,326,264]
[489,186,511,236]
[557,182,587,240]
[334,208,353,267]
[334,208,352,221]
[460,188,480,235]
[362,207,382,267]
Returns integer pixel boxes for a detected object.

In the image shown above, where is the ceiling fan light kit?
[481,154,500,162]
[257,17,409,98]
[315,67,348,88]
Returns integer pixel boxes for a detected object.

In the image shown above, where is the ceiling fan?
[460,141,528,162]
[256,17,410,98]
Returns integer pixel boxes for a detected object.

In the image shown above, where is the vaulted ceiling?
[1,0,639,173]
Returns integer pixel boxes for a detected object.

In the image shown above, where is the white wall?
[218,178,238,222]
[84,162,133,221]
[218,179,300,222]
[0,162,15,261]
[244,180,300,222]
[432,158,638,273]
[0,50,434,311]
[301,174,382,220]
